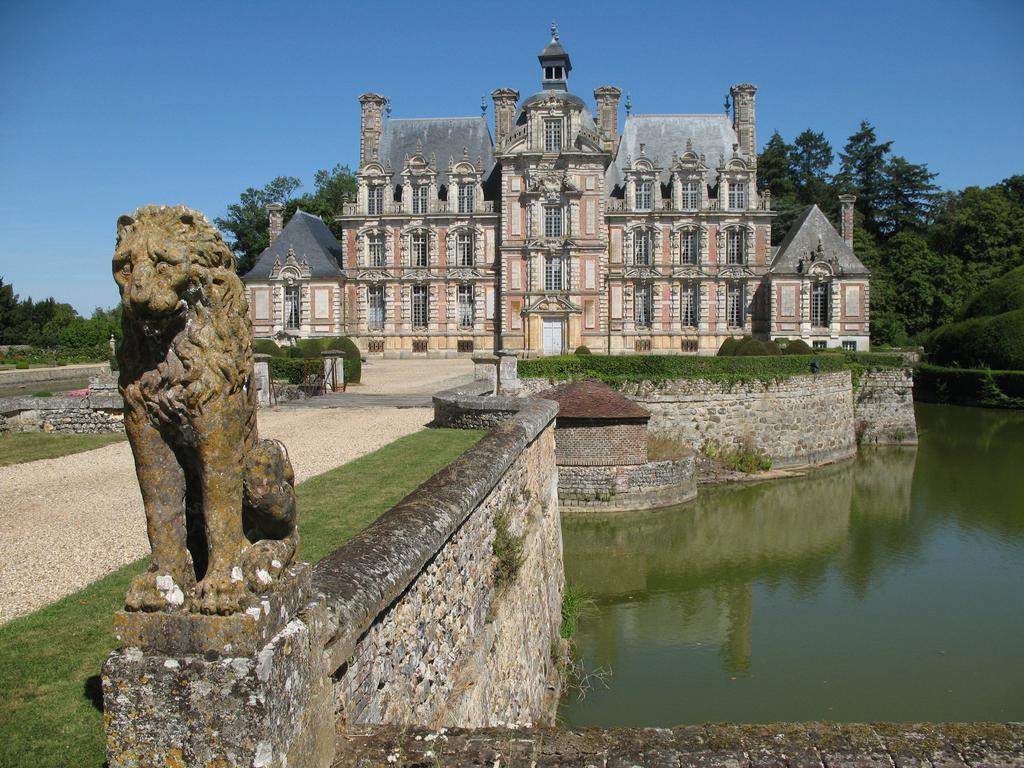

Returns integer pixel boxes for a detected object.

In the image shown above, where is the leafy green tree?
[215,176,302,276]
[283,164,357,241]
[879,155,938,235]
[883,231,962,338]
[836,121,892,237]
[790,129,835,210]
[758,131,803,244]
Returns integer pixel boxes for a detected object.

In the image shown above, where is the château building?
[242,26,870,356]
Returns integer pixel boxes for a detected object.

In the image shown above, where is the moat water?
[559,403,1024,725]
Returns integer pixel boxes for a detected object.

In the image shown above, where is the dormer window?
[682,181,700,210]
[636,181,653,212]
[728,181,746,211]
[368,186,384,216]
[412,185,428,215]
[544,119,562,152]
[458,183,475,214]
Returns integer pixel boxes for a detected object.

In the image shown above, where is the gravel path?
[0,406,432,624]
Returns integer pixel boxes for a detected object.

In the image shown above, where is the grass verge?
[0,426,482,768]
[0,432,127,467]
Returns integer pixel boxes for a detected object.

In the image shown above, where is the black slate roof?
[770,205,870,276]
[378,116,494,186]
[608,114,741,191]
[241,210,343,281]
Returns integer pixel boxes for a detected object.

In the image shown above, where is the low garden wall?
[0,392,123,434]
[314,397,564,729]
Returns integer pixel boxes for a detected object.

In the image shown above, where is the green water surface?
[559,403,1024,725]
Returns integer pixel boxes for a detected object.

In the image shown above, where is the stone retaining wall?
[559,456,696,512]
[521,368,918,468]
[334,723,1024,767]
[432,379,529,429]
[314,398,563,729]
[854,368,918,445]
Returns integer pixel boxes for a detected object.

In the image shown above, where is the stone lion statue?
[114,205,298,616]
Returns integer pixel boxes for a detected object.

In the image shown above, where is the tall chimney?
[729,83,757,164]
[839,194,857,251]
[358,93,388,166]
[266,202,284,244]
[491,88,519,145]
[594,85,622,152]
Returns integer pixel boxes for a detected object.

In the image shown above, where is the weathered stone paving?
[333,723,1024,767]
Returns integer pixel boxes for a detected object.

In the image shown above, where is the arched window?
[635,284,653,327]
[726,229,746,265]
[367,285,385,329]
[410,232,428,268]
[633,229,653,266]
[456,231,475,267]
[811,281,830,327]
[679,229,699,265]
[368,233,386,267]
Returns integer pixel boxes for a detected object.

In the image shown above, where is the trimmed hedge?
[717,337,740,356]
[783,338,813,355]
[962,265,1024,319]
[925,309,1024,371]
[252,339,281,357]
[914,363,1024,409]
[574,345,592,356]
[268,357,323,385]
[519,352,904,386]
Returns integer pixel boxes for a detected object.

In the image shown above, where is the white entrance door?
[542,318,563,356]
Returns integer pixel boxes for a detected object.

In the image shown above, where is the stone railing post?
[254,353,273,407]
[322,350,346,393]
[471,353,499,394]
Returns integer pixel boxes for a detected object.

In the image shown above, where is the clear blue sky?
[1,0,1021,314]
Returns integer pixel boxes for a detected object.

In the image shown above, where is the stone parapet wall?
[559,455,696,512]
[314,399,563,729]
[854,368,918,445]
[432,379,530,429]
[554,419,647,466]
[334,723,1024,767]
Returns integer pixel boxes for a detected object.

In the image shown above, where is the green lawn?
[0,426,482,768]
[0,432,127,467]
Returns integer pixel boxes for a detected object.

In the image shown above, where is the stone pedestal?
[497,351,520,393]
[253,353,273,407]
[102,564,335,768]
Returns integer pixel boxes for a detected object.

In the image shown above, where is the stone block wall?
[854,368,918,445]
[559,455,696,512]
[0,395,124,434]
[624,371,856,468]
[314,400,563,729]
[554,419,647,466]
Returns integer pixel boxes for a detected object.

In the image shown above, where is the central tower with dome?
[493,23,612,355]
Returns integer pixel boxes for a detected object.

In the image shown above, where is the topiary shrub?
[574,345,592,356]
[735,336,778,356]
[961,265,1024,320]
[717,337,740,356]
[926,309,1024,371]
[783,338,814,355]
[329,336,362,384]
[252,338,282,357]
